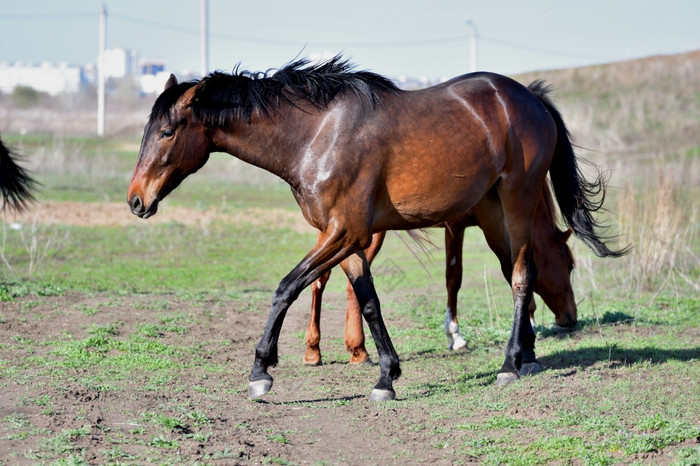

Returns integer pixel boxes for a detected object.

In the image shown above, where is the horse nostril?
[129,194,143,213]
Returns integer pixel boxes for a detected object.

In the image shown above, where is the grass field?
[0,52,698,464]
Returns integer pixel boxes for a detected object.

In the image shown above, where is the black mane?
[151,55,399,127]
[150,80,198,123]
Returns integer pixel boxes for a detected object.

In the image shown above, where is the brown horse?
[304,183,577,372]
[128,56,626,401]
[1,134,35,212]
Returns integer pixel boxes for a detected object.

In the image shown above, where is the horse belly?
[383,161,499,228]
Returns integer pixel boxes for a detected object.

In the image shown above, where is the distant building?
[0,46,169,96]
[0,61,84,95]
[140,58,165,76]
[100,47,139,79]
[138,58,170,94]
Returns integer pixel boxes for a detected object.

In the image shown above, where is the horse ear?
[164,74,178,90]
[560,227,573,244]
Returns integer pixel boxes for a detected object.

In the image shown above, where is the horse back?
[365,72,556,229]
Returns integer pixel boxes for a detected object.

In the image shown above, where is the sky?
[1,0,699,80]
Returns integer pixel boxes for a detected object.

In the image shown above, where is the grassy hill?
[514,50,700,158]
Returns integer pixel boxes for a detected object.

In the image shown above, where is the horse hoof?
[519,362,541,376]
[248,379,273,399]
[303,357,322,367]
[450,336,468,351]
[496,372,519,387]
[369,389,396,401]
[351,357,376,367]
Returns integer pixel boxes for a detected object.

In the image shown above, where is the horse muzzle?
[554,310,578,330]
[128,193,159,219]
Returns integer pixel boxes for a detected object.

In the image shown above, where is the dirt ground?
[1,289,470,464]
[2,290,697,464]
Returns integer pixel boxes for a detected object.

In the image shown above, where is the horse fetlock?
[519,361,541,376]
[378,357,401,382]
[348,348,371,365]
[255,348,279,370]
[444,309,459,335]
[445,310,467,350]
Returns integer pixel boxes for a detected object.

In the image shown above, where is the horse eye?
[160,129,174,138]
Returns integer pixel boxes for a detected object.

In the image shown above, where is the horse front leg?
[341,250,401,401]
[344,231,385,365]
[249,230,355,399]
[444,225,467,351]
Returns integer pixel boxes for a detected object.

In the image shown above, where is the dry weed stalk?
[1,211,69,277]
[617,165,698,293]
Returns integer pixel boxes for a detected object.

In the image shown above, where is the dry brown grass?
[619,160,698,291]
[515,50,700,155]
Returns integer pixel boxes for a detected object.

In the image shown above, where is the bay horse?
[1,134,35,212]
[304,182,577,371]
[128,56,626,401]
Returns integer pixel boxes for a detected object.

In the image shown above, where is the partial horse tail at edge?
[528,81,630,258]
[0,136,37,213]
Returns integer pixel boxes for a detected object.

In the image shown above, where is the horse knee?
[360,298,380,322]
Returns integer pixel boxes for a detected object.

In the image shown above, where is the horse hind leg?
[518,295,541,376]
[444,225,467,351]
[344,231,385,365]
[344,279,370,364]
[341,250,401,401]
[495,188,542,386]
[304,269,331,366]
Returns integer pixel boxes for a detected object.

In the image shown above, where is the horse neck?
[211,109,316,186]
[534,183,560,240]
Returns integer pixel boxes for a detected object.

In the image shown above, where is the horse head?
[128,75,211,218]
[534,226,578,328]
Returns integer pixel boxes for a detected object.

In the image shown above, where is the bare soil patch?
[5,200,314,233]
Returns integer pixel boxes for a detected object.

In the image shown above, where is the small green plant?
[267,433,291,445]
[101,446,136,461]
[149,434,179,449]
[0,284,13,302]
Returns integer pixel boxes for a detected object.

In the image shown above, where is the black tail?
[528,81,629,258]
[0,135,36,212]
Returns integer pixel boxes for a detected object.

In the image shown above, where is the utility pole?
[97,4,106,136]
[201,0,209,77]
[465,18,478,72]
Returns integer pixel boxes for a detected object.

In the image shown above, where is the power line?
[0,12,95,20]
[110,12,608,60]
[111,12,465,48]
[480,34,605,61]
[1,10,608,62]
[110,12,201,36]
